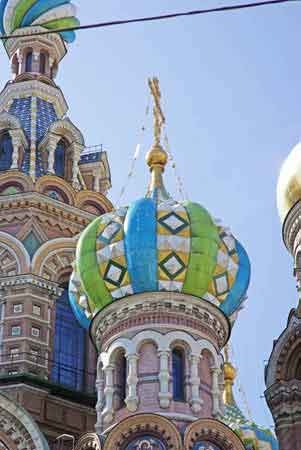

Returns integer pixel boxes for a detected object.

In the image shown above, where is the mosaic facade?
[0,2,298,450]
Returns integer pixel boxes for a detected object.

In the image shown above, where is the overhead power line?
[0,0,298,40]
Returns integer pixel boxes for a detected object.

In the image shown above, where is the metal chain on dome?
[163,131,189,201]
[228,342,254,422]
[115,96,150,209]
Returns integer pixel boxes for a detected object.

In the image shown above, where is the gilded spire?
[223,345,237,405]
[146,77,169,200]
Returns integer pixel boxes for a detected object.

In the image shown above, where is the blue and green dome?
[69,144,250,330]
[0,0,79,42]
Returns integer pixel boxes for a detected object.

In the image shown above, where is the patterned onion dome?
[277,142,301,224]
[223,358,278,450]
[69,142,250,330]
[0,0,79,43]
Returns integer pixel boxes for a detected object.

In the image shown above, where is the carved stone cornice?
[4,26,66,63]
[92,292,230,352]
[265,380,301,423]
[283,200,301,254]
[0,191,96,230]
[0,273,62,295]
[0,78,68,117]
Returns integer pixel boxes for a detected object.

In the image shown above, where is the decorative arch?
[75,190,113,215]
[35,175,76,205]
[31,237,77,281]
[0,392,49,450]
[184,418,245,450]
[266,309,301,387]
[132,330,163,353]
[0,170,33,193]
[75,433,101,450]
[100,337,134,368]
[103,413,181,450]
[48,118,84,146]
[165,330,201,355]
[286,341,301,380]
[0,231,30,274]
[197,339,223,368]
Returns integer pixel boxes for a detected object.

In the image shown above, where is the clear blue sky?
[0,0,299,431]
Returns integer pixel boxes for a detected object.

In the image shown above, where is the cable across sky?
[0,0,298,40]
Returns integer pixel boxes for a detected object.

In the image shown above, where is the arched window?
[115,351,127,408]
[25,51,33,72]
[0,132,13,171]
[51,285,85,390]
[172,348,185,401]
[54,139,67,177]
[40,52,46,74]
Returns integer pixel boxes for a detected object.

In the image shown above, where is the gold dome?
[223,361,237,405]
[277,142,301,223]
[224,361,237,382]
[146,143,168,171]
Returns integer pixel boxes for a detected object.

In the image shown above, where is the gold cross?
[224,344,230,363]
[148,77,165,145]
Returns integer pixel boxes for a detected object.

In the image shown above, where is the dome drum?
[90,292,231,352]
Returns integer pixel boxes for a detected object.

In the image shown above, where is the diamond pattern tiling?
[159,252,186,280]
[214,272,229,296]
[103,260,127,287]
[159,211,189,234]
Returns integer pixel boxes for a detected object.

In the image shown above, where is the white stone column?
[190,354,203,413]
[71,143,83,190]
[158,350,172,408]
[95,374,105,433]
[9,131,21,169]
[47,135,60,174]
[211,367,221,416]
[17,51,23,75]
[101,364,115,425]
[125,353,138,412]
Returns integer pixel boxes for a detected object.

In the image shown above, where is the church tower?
[0,1,112,449]
[265,143,301,450]
[67,78,274,450]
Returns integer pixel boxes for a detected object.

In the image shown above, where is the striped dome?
[69,197,250,329]
[0,0,79,42]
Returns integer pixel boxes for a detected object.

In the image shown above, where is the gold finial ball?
[224,361,237,382]
[146,143,168,171]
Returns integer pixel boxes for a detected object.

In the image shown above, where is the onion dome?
[0,0,79,43]
[69,78,250,330]
[277,142,301,224]
[222,351,278,450]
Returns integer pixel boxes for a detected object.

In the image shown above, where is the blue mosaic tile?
[35,98,58,178]
[36,98,57,143]
[9,97,32,141]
